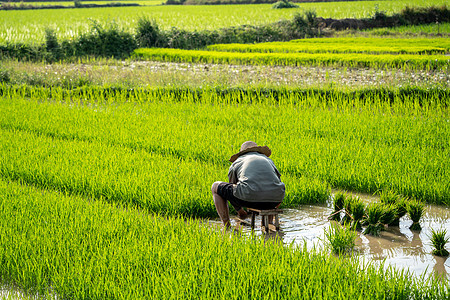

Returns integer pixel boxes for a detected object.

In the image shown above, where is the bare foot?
[237,209,249,220]
[223,219,232,228]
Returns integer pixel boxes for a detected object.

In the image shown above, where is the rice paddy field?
[8,0,164,5]
[0,0,447,43]
[1,0,450,299]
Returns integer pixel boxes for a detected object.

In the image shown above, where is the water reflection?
[216,200,450,279]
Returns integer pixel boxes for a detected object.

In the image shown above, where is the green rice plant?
[1,179,448,299]
[0,85,449,207]
[394,197,408,223]
[379,190,409,226]
[364,21,450,36]
[408,199,426,231]
[379,203,397,227]
[324,222,357,255]
[133,47,449,70]
[378,189,399,205]
[330,192,345,221]
[340,194,353,225]
[363,202,384,236]
[350,197,365,230]
[430,228,450,257]
[0,125,329,218]
[207,37,450,55]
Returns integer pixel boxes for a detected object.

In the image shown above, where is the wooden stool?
[248,208,283,233]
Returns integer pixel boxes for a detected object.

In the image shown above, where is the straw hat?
[229,141,272,162]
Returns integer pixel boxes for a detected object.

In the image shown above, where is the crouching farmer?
[211,141,285,228]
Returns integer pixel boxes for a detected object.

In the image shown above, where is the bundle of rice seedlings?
[407,199,425,231]
[379,190,398,205]
[430,228,450,257]
[391,196,408,226]
[380,203,396,227]
[330,192,345,221]
[324,222,357,255]
[379,190,407,226]
[340,195,353,225]
[363,202,384,236]
[351,198,365,230]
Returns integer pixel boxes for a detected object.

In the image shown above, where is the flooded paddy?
[215,193,450,280]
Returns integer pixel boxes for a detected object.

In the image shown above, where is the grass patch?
[325,222,357,254]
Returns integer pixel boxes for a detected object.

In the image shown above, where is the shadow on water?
[211,192,450,280]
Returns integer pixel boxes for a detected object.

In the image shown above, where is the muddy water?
[216,196,450,279]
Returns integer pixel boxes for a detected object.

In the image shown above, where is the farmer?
[211,141,285,228]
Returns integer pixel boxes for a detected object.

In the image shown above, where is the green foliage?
[0,85,449,207]
[3,6,450,59]
[363,203,384,236]
[0,96,331,217]
[142,10,323,50]
[408,199,425,231]
[330,192,345,221]
[45,28,61,61]
[430,228,450,257]
[400,5,450,25]
[350,197,365,230]
[340,194,353,225]
[379,189,400,205]
[379,203,396,226]
[1,179,447,299]
[68,20,137,58]
[1,1,448,44]
[379,190,408,226]
[0,68,10,83]
[164,27,214,49]
[0,43,46,61]
[135,17,163,48]
[291,10,319,37]
[325,222,357,255]
[272,0,298,10]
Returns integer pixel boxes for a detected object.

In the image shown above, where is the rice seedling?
[330,192,345,221]
[408,199,426,231]
[350,197,365,230]
[363,203,384,236]
[393,197,408,225]
[324,222,357,255]
[379,203,397,227]
[430,228,450,257]
[340,194,353,225]
[379,190,409,226]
